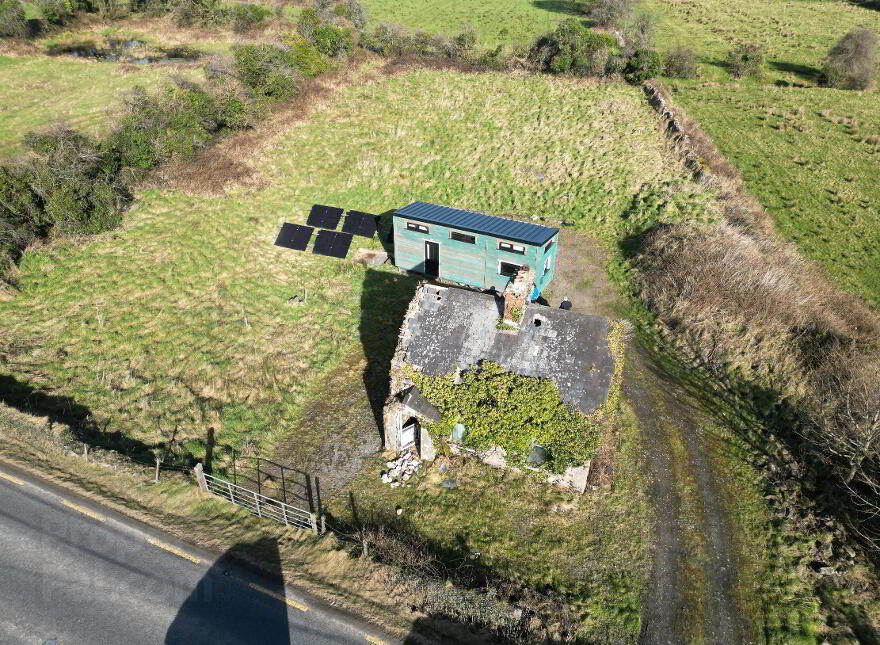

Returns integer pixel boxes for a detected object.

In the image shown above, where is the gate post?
[194,463,208,493]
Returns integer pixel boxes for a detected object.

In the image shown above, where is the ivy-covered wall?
[406,320,625,473]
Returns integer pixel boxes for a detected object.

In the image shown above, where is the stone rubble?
[380,451,422,487]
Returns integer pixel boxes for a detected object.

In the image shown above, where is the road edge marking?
[248,582,308,612]
[0,471,25,486]
[146,537,203,564]
[62,499,106,522]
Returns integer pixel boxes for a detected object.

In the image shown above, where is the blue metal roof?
[394,202,559,246]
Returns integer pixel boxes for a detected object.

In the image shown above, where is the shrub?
[451,25,476,57]
[297,6,354,56]
[664,46,696,78]
[172,0,224,27]
[35,0,76,24]
[231,3,270,33]
[284,33,331,76]
[583,0,633,28]
[529,19,617,76]
[624,48,662,82]
[232,43,301,99]
[337,0,366,30]
[625,12,654,52]
[727,43,763,78]
[0,0,28,38]
[822,29,878,90]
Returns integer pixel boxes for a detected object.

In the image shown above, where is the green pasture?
[0,55,203,159]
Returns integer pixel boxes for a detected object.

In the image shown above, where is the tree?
[664,46,697,78]
[529,19,617,76]
[823,29,878,90]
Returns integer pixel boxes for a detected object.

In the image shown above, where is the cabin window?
[450,231,476,244]
[406,222,429,234]
[544,256,552,274]
[498,241,525,255]
[499,261,522,277]
[544,239,555,253]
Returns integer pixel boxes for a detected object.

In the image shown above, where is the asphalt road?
[0,466,395,645]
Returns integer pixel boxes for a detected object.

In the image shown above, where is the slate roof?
[400,386,443,422]
[394,202,559,246]
[400,285,615,414]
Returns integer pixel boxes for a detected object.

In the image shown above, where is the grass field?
[361,0,568,46]
[0,55,203,159]
[641,0,880,305]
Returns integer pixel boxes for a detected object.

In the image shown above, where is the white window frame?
[449,230,476,244]
[544,239,555,253]
[544,256,552,274]
[498,259,523,278]
[406,221,429,234]
[498,241,526,255]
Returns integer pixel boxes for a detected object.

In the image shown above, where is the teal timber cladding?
[392,214,559,295]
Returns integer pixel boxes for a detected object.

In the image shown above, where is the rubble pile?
[380,451,422,487]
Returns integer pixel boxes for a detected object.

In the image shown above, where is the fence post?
[194,463,208,493]
[320,514,326,535]
[309,513,318,536]
[254,491,262,517]
[281,503,289,527]
[227,481,236,504]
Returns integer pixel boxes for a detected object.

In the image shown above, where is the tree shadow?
[165,537,291,644]
[531,0,583,15]
[768,60,820,82]
[0,373,158,464]
[359,268,421,446]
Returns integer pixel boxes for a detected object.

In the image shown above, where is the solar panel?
[342,211,377,238]
[274,223,313,251]
[312,229,335,256]
[329,232,353,258]
[312,231,353,259]
[307,204,343,230]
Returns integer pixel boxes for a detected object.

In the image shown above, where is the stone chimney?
[502,265,534,324]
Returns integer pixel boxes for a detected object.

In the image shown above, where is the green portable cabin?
[392,202,559,300]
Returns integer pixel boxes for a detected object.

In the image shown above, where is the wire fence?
[195,464,323,535]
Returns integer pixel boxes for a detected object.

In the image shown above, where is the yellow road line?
[0,471,24,486]
[365,635,390,645]
[62,500,105,522]
[146,537,202,564]
[248,583,308,612]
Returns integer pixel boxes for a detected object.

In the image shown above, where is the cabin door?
[424,241,439,278]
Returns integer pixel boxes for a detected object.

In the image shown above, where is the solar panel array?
[341,210,377,239]
[274,223,313,251]
[307,204,343,230]
[273,204,369,260]
[313,230,353,259]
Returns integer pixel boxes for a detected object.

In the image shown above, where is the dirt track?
[547,230,751,644]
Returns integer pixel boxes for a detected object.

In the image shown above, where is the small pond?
[48,39,201,64]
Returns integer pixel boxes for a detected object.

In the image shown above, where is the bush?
[337,0,366,30]
[35,0,76,24]
[624,47,663,82]
[232,43,301,99]
[284,33,331,76]
[529,19,617,76]
[297,6,354,57]
[582,0,632,28]
[172,0,224,27]
[822,29,878,90]
[625,12,654,52]
[664,46,697,78]
[727,43,763,78]
[231,3,270,33]
[0,0,28,38]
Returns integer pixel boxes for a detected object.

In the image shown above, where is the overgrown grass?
[360,0,568,47]
[0,55,203,159]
